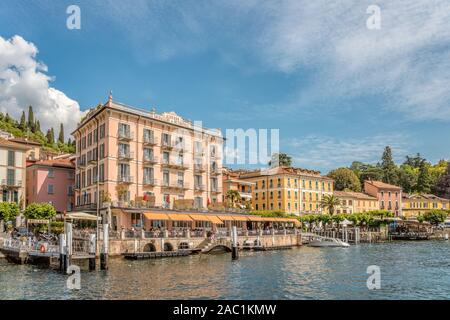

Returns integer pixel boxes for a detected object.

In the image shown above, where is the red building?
[364,180,402,216]
[26,158,76,213]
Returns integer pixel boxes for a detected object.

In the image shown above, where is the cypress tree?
[19,111,27,130]
[27,106,35,132]
[46,128,55,144]
[35,120,41,133]
[381,146,399,185]
[416,162,432,193]
[58,123,64,143]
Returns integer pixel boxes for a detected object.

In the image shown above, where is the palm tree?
[320,194,341,215]
[225,190,242,208]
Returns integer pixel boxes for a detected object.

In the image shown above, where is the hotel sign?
[27,219,50,224]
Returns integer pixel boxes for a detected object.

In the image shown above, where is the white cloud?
[0,35,84,139]
[286,134,410,172]
[89,0,450,121]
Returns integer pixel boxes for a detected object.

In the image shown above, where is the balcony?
[194,184,206,192]
[77,160,86,169]
[143,155,158,164]
[210,167,221,176]
[88,157,98,165]
[211,186,221,194]
[161,140,174,150]
[194,164,206,173]
[143,177,158,186]
[143,135,158,146]
[1,179,22,188]
[117,175,134,184]
[118,130,133,141]
[161,159,188,170]
[194,149,204,157]
[161,181,189,190]
[239,191,252,199]
[118,151,134,161]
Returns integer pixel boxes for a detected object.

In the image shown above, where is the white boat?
[308,237,350,248]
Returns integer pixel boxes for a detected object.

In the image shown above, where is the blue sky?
[1,0,449,173]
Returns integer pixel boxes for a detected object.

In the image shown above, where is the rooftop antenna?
[108,90,113,103]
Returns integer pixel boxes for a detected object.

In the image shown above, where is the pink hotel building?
[72,96,223,229]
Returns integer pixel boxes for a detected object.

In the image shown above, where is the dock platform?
[123,250,191,260]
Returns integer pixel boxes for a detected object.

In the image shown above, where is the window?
[99,164,105,182]
[177,172,184,187]
[119,123,130,136]
[163,151,170,164]
[48,168,54,178]
[144,129,154,142]
[144,167,154,182]
[81,137,86,149]
[99,124,106,139]
[99,144,105,158]
[269,179,273,188]
[118,163,130,179]
[118,143,130,157]
[88,132,92,146]
[194,141,202,154]
[87,169,92,186]
[93,128,98,142]
[288,191,291,199]
[144,148,154,161]
[7,150,15,166]
[48,184,54,194]
[163,170,169,185]
[278,190,281,198]
[7,169,15,186]
[162,133,170,145]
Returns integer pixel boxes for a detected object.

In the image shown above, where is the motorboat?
[308,237,350,248]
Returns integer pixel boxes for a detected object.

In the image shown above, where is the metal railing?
[143,135,158,145]
[143,177,158,186]
[118,151,134,160]
[161,181,189,189]
[143,155,158,163]
[118,130,133,140]
[0,179,22,187]
[117,175,134,183]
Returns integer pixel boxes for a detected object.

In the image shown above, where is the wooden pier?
[123,250,191,260]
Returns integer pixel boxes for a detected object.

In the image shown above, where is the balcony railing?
[118,130,133,140]
[118,151,134,160]
[88,156,98,164]
[1,179,22,188]
[77,160,86,168]
[161,159,188,169]
[143,135,158,145]
[210,167,221,175]
[194,164,206,173]
[143,155,158,164]
[161,140,173,149]
[194,184,206,191]
[211,186,221,193]
[143,178,158,186]
[161,181,189,189]
[117,175,134,184]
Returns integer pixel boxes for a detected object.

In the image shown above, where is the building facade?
[0,138,30,209]
[26,159,75,213]
[364,180,402,216]
[222,168,254,208]
[72,97,224,216]
[402,193,449,219]
[334,191,379,214]
[238,167,334,215]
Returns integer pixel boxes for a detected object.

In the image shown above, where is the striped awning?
[216,215,235,221]
[167,213,193,221]
[189,214,211,222]
[143,212,170,220]
[231,215,250,221]
[208,216,224,224]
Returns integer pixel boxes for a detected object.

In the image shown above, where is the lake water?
[1,241,450,300]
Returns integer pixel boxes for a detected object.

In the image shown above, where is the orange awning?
[216,215,235,221]
[189,214,211,222]
[231,215,250,221]
[143,212,170,220]
[167,213,193,221]
[247,216,265,222]
[208,216,224,224]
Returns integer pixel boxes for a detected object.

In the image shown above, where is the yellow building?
[402,193,450,219]
[238,166,334,216]
[334,191,379,214]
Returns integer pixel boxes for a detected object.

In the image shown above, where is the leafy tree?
[58,123,64,143]
[35,120,41,133]
[225,190,242,208]
[433,161,450,198]
[24,203,57,220]
[416,161,432,193]
[0,202,20,222]
[398,164,418,193]
[328,167,361,192]
[27,105,35,132]
[403,153,426,168]
[19,111,27,130]
[320,194,341,215]
[380,146,399,185]
[422,210,448,226]
[268,153,292,167]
